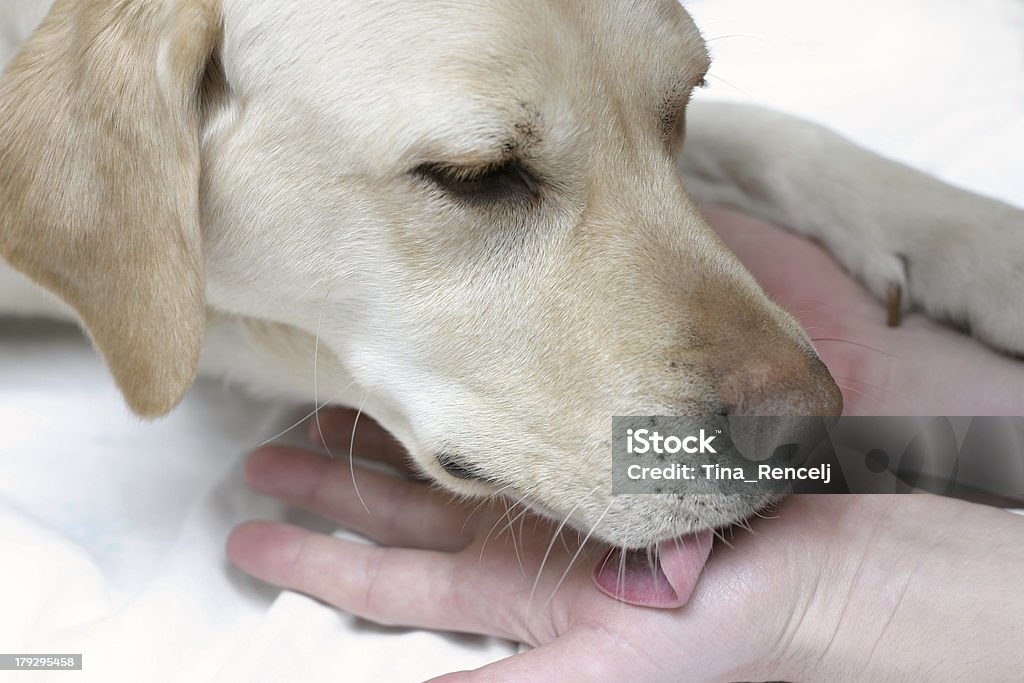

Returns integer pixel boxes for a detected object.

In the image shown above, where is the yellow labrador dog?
[1,0,1022,601]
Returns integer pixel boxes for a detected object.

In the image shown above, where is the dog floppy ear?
[0,0,221,417]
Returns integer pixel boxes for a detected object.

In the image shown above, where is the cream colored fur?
[0,0,220,417]
[0,0,1020,547]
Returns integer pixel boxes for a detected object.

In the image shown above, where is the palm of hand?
[707,206,1024,416]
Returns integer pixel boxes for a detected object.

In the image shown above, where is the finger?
[227,521,523,640]
[246,445,478,551]
[308,407,413,474]
[426,630,662,683]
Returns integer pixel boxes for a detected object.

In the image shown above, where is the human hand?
[228,415,1024,681]
[702,206,1024,415]
[228,209,1024,680]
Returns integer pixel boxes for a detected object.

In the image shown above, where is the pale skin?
[227,208,1024,682]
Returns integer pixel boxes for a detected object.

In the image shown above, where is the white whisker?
[712,526,734,549]
[558,530,574,556]
[460,484,513,534]
[705,72,755,100]
[258,403,329,448]
[509,510,527,577]
[616,542,627,603]
[312,292,330,458]
[479,492,531,560]
[648,544,657,589]
[541,499,611,612]
[256,377,360,448]
[595,542,616,578]
[348,392,372,514]
[751,506,780,521]
[526,485,598,617]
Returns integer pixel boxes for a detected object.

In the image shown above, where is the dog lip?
[436,452,485,481]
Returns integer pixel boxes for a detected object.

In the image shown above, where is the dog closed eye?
[413,159,540,206]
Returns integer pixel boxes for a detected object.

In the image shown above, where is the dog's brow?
[430,110,544,168]
[507,111,543,153]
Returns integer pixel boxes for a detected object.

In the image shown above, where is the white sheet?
[2,2,1022,681]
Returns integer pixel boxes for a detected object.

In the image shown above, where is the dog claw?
[887,284,902,327]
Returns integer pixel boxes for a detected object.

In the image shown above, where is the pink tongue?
[592,530,713,608]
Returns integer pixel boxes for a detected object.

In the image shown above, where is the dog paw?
[864,202,1024,356]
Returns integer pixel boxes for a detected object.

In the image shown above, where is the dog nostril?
[437,453,482,480]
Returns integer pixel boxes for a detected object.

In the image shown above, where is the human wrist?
[779,496,1024,682]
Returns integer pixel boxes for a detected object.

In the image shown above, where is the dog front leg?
[680,101,1024,355]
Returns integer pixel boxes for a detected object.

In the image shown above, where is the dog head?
[0,0,840,548]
